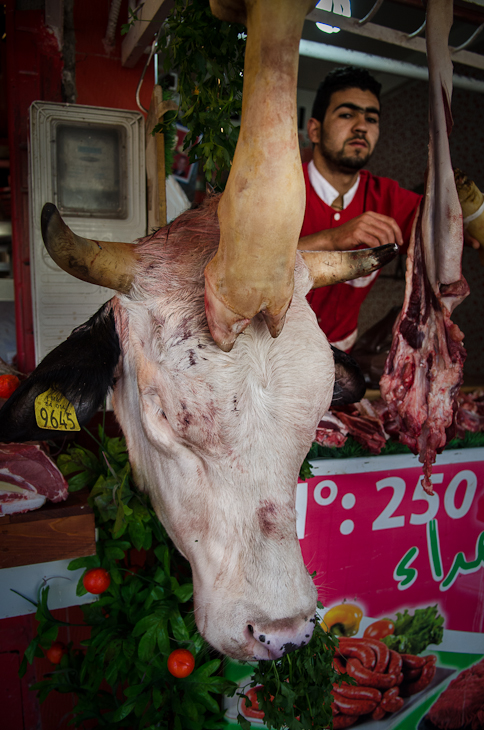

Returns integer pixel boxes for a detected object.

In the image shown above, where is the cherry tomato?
[363,619,395,640]
[167,648,195,678]
[82,568,111,594]
[0,374,20,399]
[45,641,67,664]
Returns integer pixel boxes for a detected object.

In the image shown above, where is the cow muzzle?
[244,615,316,661]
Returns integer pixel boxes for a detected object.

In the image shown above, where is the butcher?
[299,66,480,354]
[298,66,421,352]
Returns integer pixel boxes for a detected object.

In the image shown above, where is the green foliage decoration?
[232,610,347,730]
[19,426,235,730]
[153,0,246,189]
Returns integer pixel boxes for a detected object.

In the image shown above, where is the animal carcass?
[380,0,469,493]
[0,0,396,659]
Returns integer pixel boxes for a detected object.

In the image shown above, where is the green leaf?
[68,471,95,492]
[68,555,100,571]
[174,582,193,603]
[138,626,158,662]
[237,713,251,730]
[192,658,221,680]
[110,700,136,723]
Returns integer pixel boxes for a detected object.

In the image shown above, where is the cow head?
[0,197,395,660]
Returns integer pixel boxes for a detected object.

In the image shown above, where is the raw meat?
[333,399,388,455]
[315,412,348,449]
[426,658,484,729]
[380,0,469,493]
[0,443,68,516]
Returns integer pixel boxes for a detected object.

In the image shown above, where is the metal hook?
[452,22,484,53]
[135,24,165,113]
[406,19,426,40]
[357,0,384,26]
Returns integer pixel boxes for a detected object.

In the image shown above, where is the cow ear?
[330,345,366,406]
[0,302,120,442]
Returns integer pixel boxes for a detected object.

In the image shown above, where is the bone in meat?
[380,0,469,494]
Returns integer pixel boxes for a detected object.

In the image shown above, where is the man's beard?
[320,136,372,172]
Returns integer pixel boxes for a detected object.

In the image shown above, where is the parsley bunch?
[234,610,341,730]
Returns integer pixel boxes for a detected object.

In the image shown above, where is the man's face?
[310,87,381,172]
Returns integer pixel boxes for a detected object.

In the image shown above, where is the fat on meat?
[0,443,68,515]
[380,0,469,493]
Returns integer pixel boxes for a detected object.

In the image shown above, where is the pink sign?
[298,448,484,634]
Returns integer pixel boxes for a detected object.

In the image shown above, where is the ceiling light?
[315,0,351,34]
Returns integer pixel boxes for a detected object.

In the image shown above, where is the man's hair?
[311,67,382,122]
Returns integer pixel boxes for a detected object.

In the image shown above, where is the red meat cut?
[0,443,68,515]
[380,0,469,493]
[426,658,484,729]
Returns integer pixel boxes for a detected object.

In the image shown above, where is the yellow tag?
[34,389,80,431]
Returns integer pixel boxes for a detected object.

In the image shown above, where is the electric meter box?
[29,101,146,364]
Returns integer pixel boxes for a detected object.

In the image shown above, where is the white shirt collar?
[308,160,360,209]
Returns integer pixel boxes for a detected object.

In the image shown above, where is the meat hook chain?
[357,0,384,26]
[453,22,484,53]
[406,19,426,40]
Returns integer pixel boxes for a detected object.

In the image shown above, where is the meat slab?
[380,0,469,493]
[426,658,484,729]
[0,443,68,515]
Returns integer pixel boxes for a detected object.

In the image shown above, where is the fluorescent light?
[316,0,351,34]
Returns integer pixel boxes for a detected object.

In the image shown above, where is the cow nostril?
[247,624,254,634]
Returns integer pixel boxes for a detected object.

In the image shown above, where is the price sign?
[298,449,484,634]
[34,388,80,431]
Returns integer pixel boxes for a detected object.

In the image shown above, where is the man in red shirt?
[298,67,421,351]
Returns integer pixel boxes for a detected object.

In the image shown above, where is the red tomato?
[167,648,195,678]
[45,641,67,664]
[363,619,395,640]
[0,374,20,399]
[82,568,111,594]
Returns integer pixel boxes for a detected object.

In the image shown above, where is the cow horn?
[41,203,138,294]
[301,243,398,288]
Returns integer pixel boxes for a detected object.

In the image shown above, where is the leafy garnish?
[231,605,344,730]
[381,605,444,655]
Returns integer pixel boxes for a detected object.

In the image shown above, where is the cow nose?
[246,617,316,661]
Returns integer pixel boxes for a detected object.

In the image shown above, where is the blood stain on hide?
[188,349,196,367]
[257,501,279,536]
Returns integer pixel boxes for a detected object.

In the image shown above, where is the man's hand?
[464,229,481,250]
[298,211,404,252]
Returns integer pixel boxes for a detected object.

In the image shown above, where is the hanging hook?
[135,24,165,113]
[406,19,426,40]
[357,0,384,26]
[452,22,484,53]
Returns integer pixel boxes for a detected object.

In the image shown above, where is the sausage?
[332,715,358,729]
[361,638,390,673]
[381,686,404,713]
[337,638,376,669]
[372,704,386,720]
[401,654,426,669]
[333,656,346,674]
[346,658,399,688]
[403,666,423,682]
[333,683,382,702]
[333,693,378,716]
[388,650,403,677]
[400,659,436,696]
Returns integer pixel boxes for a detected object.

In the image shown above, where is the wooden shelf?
[0,491,96,570]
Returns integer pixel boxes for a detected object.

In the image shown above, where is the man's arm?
[298,210,404,251]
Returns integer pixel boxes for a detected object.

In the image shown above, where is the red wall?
[74,0,154,112]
